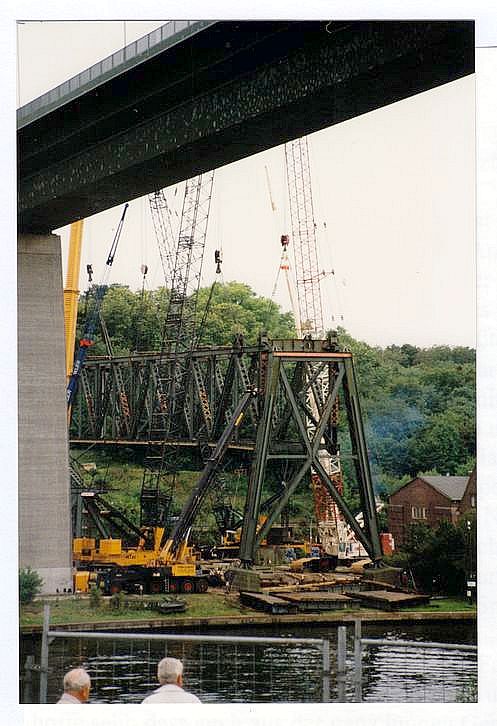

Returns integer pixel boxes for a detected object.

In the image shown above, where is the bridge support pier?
[18,234,72,593]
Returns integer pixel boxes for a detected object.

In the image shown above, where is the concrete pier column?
[18,234,72,593]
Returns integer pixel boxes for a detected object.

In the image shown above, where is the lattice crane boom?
[284,138,351,558]
[161,171,215,354]
[149,189,177,285]
[140,171,215,538]
[285,137,324,337]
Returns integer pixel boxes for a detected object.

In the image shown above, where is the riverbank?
[20,591,476,635]
[21,609,476,635]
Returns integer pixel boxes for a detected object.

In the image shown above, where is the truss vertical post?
[238,354,280,566]
[342,357,382,562]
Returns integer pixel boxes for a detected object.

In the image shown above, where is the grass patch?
[20,593,476,629]
[404,597,476,613]
[20,591,245,628]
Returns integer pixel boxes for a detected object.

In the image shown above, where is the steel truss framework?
[70,337,382,563]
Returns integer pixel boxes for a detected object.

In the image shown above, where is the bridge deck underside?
[18,20,474,232]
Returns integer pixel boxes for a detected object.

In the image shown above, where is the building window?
[411,506,427,520]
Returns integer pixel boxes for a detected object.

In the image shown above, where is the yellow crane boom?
[63,220,84,379]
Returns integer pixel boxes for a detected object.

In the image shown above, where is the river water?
[20,620,476,704]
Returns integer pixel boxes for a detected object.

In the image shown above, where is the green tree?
[399,343,419,367]
[399,521,466,595]
[407,410,474,476]
[19,567,43,604]
[76,281,295,355]
[195,281,296,345]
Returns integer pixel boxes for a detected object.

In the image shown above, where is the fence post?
[23,655,35,703]
[354,619,362,702]
[322,639,330,702]
[39,603,50,704]
[337,625,347,702]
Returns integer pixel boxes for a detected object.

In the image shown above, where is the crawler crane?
[74,173,221,594]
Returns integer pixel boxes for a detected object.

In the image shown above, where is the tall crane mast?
[284,137,350,559]
[285,137,324,338]
[140,171,215,538]
[160,172,214,352]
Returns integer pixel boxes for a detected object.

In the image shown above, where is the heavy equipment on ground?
[73,387,257,594]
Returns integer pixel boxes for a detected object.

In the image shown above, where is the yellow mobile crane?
[74,388,257,594]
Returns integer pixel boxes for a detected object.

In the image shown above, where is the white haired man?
[56,668,91,704]
[142,657,201,703]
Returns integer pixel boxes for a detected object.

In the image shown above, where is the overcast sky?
[17,20,478,348]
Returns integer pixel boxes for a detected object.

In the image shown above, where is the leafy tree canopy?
[77,281,296,356]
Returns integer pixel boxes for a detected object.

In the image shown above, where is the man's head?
[63,668,91,702]
[157,657,184,687]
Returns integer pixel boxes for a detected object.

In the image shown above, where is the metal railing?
[34,605,331,704]
[25,608,477,704]
[352,620,477,703]
[17,20,216,127]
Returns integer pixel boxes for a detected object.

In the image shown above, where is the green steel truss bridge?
[70,336,382,563]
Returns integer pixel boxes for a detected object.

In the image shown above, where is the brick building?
[388,473,476,547]
[459,467,477,514]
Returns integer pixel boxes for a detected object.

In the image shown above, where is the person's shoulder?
[141,688,201,704]
[184,692,201,703]
[56,693,80,704]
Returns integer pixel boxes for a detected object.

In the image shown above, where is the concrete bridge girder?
[18,21,474,232]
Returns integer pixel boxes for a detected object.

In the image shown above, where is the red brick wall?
[387,478,455,547]
[460,468,476,514]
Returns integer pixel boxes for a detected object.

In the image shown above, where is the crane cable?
[194,249,224,347]
[264,161,300,331]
